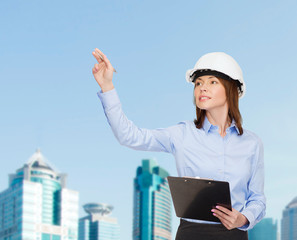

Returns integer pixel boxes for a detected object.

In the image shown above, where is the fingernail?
[216,206,220,209]
[211,209,215,212]
[213,213,216,216]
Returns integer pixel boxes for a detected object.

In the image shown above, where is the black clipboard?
[167,176,232,222]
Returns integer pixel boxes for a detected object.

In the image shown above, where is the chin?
[196,103,209,110]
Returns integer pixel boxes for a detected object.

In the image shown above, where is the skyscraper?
[282,196,297,240]
[0,149,79,240]
[248,218,277,240]
[133,159,171,240]
[78,203,120,240]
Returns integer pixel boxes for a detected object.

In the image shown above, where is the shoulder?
[175,120,197,132]
[164,120,189,133]
[242,128,263,144]
[165,120,193,129]
[241,128,264,156]
[163,120,195,138]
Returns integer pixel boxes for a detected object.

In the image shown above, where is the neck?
[206,107,230,137]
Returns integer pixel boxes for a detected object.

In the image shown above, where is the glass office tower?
[133,159,171,240]
[0,149,79,240]
[78,203,120,240]
[282,196,297,240]
[248,218,277,240]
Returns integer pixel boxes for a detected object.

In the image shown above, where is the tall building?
[282,196,297,240]
[248,218,277,240]
[133,159,171,240]
[0,150,79,240]
[78,203,120,240]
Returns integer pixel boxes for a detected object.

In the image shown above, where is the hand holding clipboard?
[167,176,232,222]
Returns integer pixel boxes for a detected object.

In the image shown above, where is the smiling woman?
[193,76,243,135]
[92,49,265,240]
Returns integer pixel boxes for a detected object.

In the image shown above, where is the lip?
[199,95,211,101]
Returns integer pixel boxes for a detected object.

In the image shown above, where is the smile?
[199,96,211,101]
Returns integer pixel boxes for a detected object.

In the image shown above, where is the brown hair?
[193,77,243,135]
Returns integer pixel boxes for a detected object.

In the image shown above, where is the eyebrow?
[197,76,215,80]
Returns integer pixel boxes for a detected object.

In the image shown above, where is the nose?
[199,82,208,92]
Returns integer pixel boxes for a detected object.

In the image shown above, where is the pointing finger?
[92,51,103,63]
[94,48,107,62]
[94,48,117,73]
[95,48,110,65]
[95,48,105,57]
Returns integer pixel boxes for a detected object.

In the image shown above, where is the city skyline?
[1,0,297,239]
[0,149,292,239]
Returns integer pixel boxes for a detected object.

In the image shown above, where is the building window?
[42,233,51,240]
[52,235,61,240]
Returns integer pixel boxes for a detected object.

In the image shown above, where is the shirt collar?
[202,116,240,134]
[202,116,212,133]
[229,120,240,134]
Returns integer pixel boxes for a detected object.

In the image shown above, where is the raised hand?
[211,206,248,230]
[92,48,116,92]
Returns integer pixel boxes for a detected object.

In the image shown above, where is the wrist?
[240,214,249,227]
[101,83,114,93]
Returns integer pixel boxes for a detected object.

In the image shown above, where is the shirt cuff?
[237,209,255,231]
[97,88,121,111]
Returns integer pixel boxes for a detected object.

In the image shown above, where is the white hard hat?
[185,52,246,98]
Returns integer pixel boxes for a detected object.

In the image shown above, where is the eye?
[195,81,202,87]
[211,80,218,84]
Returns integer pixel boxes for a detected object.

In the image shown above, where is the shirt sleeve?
[239,138,266,231]
[97,88,181,154]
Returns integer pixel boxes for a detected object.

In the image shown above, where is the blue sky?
[1,0,297,239]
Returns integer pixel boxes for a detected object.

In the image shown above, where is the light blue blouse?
[97,88,266,231]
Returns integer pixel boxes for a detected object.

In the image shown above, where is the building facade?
[248,218,277,240]
[0,150,79,240]
[133,159,171,240]
[282,196,297,240]
[78,203,120,240]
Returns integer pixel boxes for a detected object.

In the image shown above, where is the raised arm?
[92,49,183,153]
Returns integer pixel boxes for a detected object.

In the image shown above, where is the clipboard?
[167,176,232,222]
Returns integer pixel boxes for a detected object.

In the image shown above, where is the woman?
[92,49,266,240]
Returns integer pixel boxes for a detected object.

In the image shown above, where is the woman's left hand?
[211,206,248,230]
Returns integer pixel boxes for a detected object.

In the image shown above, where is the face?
[194,75,228,112]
